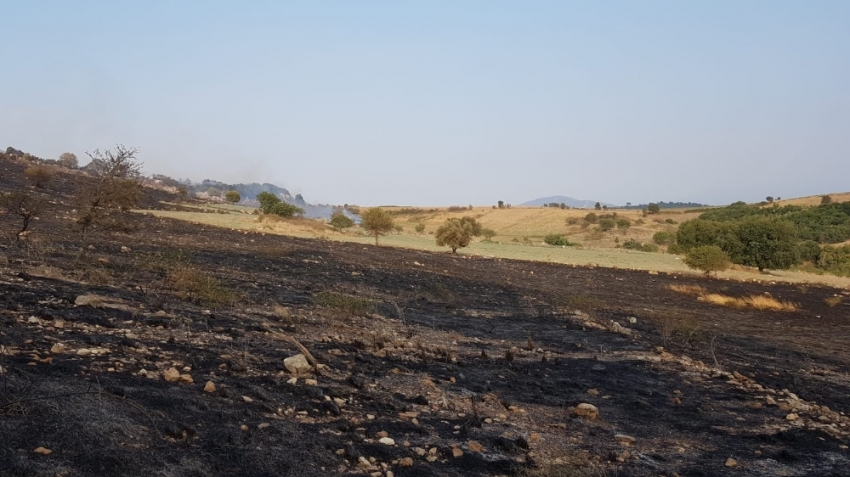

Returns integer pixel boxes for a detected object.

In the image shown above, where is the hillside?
[2,152,850,477]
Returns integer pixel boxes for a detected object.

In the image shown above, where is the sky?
[1,1,848,206]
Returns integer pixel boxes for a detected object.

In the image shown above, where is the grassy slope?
[139,203,850,288]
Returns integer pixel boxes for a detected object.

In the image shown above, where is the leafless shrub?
[0,190,47,242]
[74,145,143,243]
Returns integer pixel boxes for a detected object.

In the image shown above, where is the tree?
[616,218,631,231]
[59,152,78,168]
[602,205,608,211]
[0,190,47,241]
[497,200,505,209]
[647,203,660,214]
[329,212,354,232]
[481,228,496,241]
[584,212,598,224]
[74,145,143,241]
[766,196,774,203]
[594,202,601,210]
[684,245,731,276]
[23,165,53,188]
[435,217,482,253]
[225,190,241,204]
[256,191,281,214]
[361,207,395,245]
[414,223,425,233]
[734,217,799,271]
[822,195,833,205]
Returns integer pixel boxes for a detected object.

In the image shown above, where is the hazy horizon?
[2,1,848,207]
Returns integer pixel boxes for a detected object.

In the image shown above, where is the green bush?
[641,243,659,253]
[481,228,496,241]
[597,218,616,232]
[616,218,631,230]
[797,240,822,263]
[653,231,675,245]
[329,212,354,231]
[622,238,643,250]
[566,218,579,225]
[414,223,425,233]
[225,190,241,203]
[269,202,304,218]
[257,191,281,214]
[544,234,574,246]
[665,218,677,224]
[584,213,598,224]
[684,245,731,276]
[817,245,850,276]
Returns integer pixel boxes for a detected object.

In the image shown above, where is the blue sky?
[1,1,848,206]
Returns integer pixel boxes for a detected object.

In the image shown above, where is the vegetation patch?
[666,284,798,311]
[314,290,377,315]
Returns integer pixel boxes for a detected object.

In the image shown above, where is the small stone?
[240,424,249,432]
[179,374,194,384]
[204,381,216,393]
[725,458,738,468]
[28,316,40,324]
[452,447,463,458]
[76,348,92,357]
[379,437,395,446]
[287,377,297,385]
[376,431,389,438]
[587,388,600,396]
[574,403,599,420]
[284,354,312,374]
[765,396,777,405]
[163,367,181,382]
[242,396,254,403]
[615,434,636,446]
[528,433,541,443]
[367,414,375,420]
[304,378,318,386]
[414,447,426,456]
[50,343,66,354]
[399,457,414,467]
[468,440,485,452]
[786,413,800,421]
[53,320,65,328]
[121,246,131,253]
[34,447,52,455]
[258,423,270,429]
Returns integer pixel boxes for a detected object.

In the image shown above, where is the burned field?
[1,164,850,476]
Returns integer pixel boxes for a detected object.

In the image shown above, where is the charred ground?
[1,158,849,476]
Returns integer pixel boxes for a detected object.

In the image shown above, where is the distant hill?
[622,201,710,210]
[522,196,616,209]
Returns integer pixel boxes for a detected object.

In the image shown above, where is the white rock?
[378,437,395,446]
[284,354,312,374]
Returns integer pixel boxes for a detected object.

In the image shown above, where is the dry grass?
[770,191,850,207]
[314,290,377,315]
[667,284,707,296]
[668,284,799,312]
[825,296,843,307]
[168,266,238,309]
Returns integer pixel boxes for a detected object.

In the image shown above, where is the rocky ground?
[1,158,849,476]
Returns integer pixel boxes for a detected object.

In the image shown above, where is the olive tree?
[435,217,482,253]
[361,208,395,245]
[329,212,354,232]
[225,190,241,203]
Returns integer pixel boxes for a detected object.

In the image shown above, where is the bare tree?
[0,190,47,241]
[75,145,143,243]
